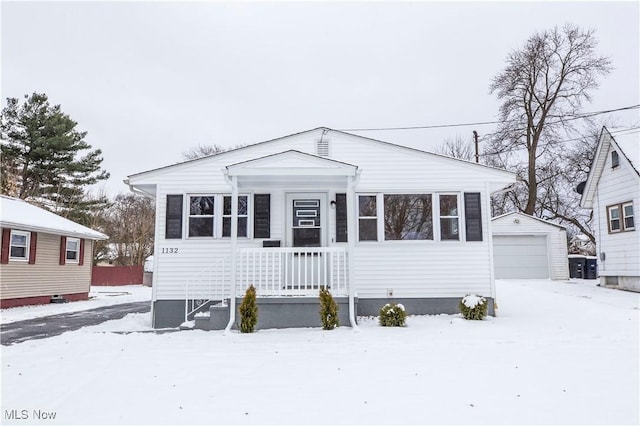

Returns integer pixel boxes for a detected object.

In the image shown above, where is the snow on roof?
[0,195,108,240]
[611,130,639,174]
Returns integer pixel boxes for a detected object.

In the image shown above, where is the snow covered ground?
[1,285,152,324]
[1,279,638,425]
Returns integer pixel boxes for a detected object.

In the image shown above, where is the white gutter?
[346,170,361,331]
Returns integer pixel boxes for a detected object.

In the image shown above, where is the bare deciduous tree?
[104,193,155,265]
[181,143,245,161]
[436,136,474,161]
[181,144,228,160]
[488,24,611,216]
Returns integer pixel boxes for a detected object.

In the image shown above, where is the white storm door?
[284,193,328,291]
[285,193,328,247]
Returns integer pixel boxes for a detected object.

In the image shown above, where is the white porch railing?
[184,258,229,322]
[236,247,349,297]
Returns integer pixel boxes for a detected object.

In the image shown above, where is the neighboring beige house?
[580,127,640,292]
[0,195,108,308]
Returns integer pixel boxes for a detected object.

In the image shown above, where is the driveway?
[1,301,151,346]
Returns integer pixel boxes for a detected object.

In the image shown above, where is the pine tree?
[1,93,110,224]
[319,287,339,330]
[239,285,258,333]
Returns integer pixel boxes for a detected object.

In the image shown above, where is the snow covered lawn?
[1,279,638,425]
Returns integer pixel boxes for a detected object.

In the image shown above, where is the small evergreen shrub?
[319,287,339,330]
[239,285,258,333]
[379,303,407,327]
[459,294,488,320]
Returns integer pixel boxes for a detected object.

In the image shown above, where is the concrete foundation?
[356,297,495,317]
[152,296,495,329]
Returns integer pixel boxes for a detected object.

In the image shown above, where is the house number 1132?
[161,248,179,254]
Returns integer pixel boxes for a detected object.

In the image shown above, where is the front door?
[285,193,328,291]
[286,193,327,247]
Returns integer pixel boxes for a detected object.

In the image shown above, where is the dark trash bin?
[568,255,586,279]
[584,257,598,280]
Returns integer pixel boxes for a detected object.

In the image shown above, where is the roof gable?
[580,127,640,208]
[491,211,566,230]
[0,195,108,240]
[126,127,516,185]
[226,150,358,177]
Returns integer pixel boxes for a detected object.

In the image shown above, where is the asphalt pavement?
[1,301,151,346]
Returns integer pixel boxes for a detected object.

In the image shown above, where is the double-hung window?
[623,202,635,230]
[189,195,215,237]
[358,195,378,241]
[608,202,635,233]
[384,194,433,240]
[10,230,30,261]
[223,195,248,237]
[66,237,80,262]
[611,151,620,168]
[439,194,459,240]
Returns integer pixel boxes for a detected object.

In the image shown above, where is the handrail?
[184,258,229,323]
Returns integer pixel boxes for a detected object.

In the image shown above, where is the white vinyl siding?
[131,129,515,301]
[593,142,640,287]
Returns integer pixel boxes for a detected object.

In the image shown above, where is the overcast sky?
[2,1,639,196]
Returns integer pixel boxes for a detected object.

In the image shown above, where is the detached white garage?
[492,212,569,280]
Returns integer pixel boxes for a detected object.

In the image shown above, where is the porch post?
[346,172,360,330]
[225,175,239,333]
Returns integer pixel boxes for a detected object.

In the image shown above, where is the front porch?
[194,296,355,331]
[184,246,351,329]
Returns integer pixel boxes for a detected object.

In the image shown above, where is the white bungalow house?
[125,128,517,329]
[580,127,640,291]
[0,195,108,308]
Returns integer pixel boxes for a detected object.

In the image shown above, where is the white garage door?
[493,235,549,279]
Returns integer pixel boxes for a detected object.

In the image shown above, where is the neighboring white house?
[491,212,569,280]
[0,195,108,307]
[580,127,640,292]
[125,127,517,329]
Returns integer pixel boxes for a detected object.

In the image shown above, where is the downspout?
[486,182,497,312]
[346,170,361,330]
[224,173,239,334]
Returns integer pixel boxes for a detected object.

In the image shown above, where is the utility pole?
[473,130,479,163]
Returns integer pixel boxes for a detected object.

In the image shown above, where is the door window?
[293,199,321,247]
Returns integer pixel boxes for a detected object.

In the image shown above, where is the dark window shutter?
[335,193,348,242]
[28,232,38,264]
[165,195,183,239]
[253,194,271,239]
[464,193,483,241]
[78,239,85,266]
[59,236,67,265]
[1,228,10,264]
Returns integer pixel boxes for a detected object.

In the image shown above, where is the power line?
[481,126,640,156]
[338,104,640,132]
